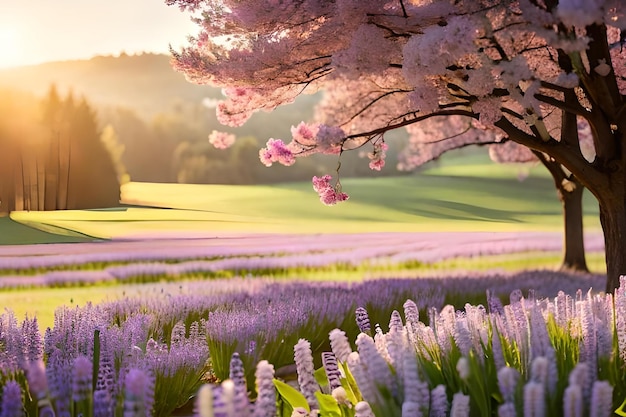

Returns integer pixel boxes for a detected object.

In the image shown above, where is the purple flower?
[72,355,93,401]
[590,381,613,417]
[294,339,319,410]
[253,360,275,417]
[523,381,545,417]
[0,381,24,417]
[329,328,352,363]
[355,307,371,334]
[322,352,342,391]
[429,385,449,417]
[450,392,470,417]
[123,368,155,417]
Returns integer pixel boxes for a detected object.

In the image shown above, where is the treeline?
[0,87,119,214]
[1,54,411,186]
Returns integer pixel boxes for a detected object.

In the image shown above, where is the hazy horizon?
[0,1,198,69]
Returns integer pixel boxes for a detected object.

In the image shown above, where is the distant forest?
[0,53,412,211]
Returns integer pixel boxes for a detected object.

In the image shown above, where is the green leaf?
[339,363,361,403]
[615,397,626,417]
[315,392,342,417]
[273,379,310,412]
[315,366,329,388]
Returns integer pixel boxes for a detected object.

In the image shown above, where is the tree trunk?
[533,151,589,273]
[559,184,588,272]
[599,196,626,293]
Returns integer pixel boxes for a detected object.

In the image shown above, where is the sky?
[0,1,198,69]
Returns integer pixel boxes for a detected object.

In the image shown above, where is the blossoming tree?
[168,0,625,292]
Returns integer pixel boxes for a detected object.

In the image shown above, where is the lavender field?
[0,155,614,417]
[0,225,619,417]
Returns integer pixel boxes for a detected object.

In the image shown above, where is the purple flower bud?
[497,366,520,402]
[450,392,470,417]
[355,307,371,334]
[403,299,420,328]
[329,328,352,363]
[253,360,275,417]
[294,339,319,410]
[229,352,246,389]
[563,385,583,417]
[0,381,24,417]
[322,352,342,391]
[590,381,613,417]
[523,381,545,417]
[429,384,448,417]
[389,310,403,333]
[72,355,92,402]
[25,360,48,399]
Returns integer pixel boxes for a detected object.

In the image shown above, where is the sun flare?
[0,26,21,69]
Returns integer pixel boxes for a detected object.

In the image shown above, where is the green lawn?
[8,165,601,240]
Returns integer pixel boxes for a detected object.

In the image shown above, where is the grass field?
[8,162,601,240]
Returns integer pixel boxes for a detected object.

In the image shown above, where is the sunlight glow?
[0,26,21,69]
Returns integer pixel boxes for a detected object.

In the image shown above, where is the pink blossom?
[315,125,345,154]
[556,0,606,28]
[259,139,296,167]
[312,175,349,206]
[291,122,319,146]
[208,130,236,149]
[368,141,388,171]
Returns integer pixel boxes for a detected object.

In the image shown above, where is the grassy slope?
[9,162,601,239]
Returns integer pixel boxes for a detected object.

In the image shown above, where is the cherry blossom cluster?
[208,130,236,149]
[367,141,388,171]
[311,174,349,206]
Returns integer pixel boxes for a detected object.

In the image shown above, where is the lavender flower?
[347,352,377,404]
[322,352,342,391]
[523,381,545,417]
[356,333,395,398]
[355,307,371,334]
[0,381,24,417]
[229,353,246,387]
[294,338,319,410]
[453,318,472,357]
[498,403,517,417]
[563,384,583,417]
[456,357,470,380]
[123,368,155,417]
[403,345,428,410]
[389,310,403,333]
[253,360,275,417]
[329,328,352,363]
[25,359,48,400]
[229,352,249,416]
[497,366,520,403]
[72,355,93,402]
[429,385,449,417]
[589,381,613,417]
[450,392,470,417]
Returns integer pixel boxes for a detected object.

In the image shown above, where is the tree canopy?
[169,0,626,291]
